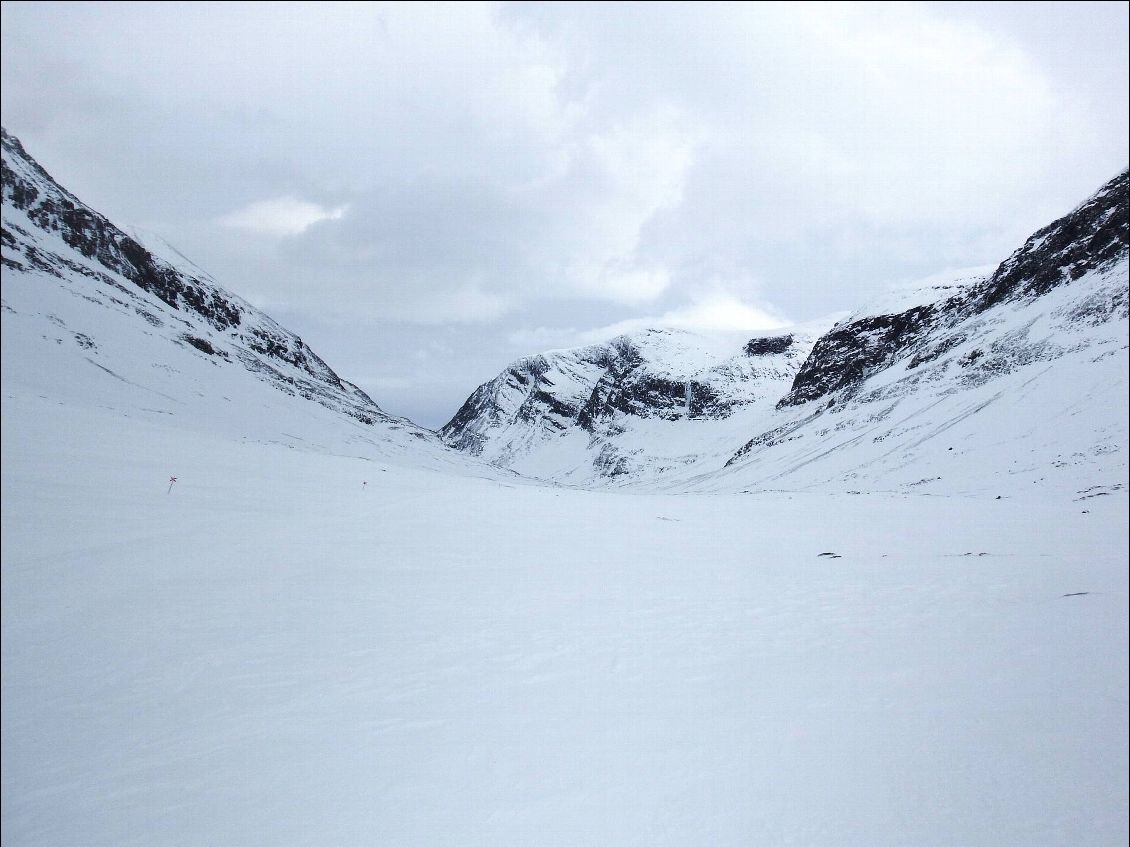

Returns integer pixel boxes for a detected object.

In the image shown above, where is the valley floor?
[2,393,1127,846]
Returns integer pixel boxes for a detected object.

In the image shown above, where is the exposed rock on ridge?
[778,169,1128,409]
[441,327,818,480]
[441,168,1127,490]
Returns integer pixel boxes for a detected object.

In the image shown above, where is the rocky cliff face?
[440,327,821,482]
[1,128,407,430]
[778,170,1129,410]
[975,170,1128,309]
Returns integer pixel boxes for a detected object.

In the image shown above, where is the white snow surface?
[3,378,1127,846]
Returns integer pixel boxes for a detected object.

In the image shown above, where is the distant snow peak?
[440,323,825,483]
[781,168,1129,410]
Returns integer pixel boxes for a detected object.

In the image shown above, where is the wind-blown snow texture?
[444,172,1129,496]
[3,131,1128,847]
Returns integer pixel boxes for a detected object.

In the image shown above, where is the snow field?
[3,392,1127,846]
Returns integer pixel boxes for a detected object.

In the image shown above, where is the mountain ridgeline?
[1,127,415,432]
[443,169,1129,491]
[441,327,822,482]
[779,170,1128,409]
[2,126,1125,493]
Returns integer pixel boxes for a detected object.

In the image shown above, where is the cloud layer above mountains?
[3,1,1126,424]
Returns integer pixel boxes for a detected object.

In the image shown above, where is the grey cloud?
[2,1,1126,425]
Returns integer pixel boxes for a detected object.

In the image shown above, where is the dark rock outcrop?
[744,334,794,356]
[778,169,1128,409]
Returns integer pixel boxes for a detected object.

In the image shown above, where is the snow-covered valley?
[3,126,1128,846]
[442,171,1129,495]
[4,389,1127,846]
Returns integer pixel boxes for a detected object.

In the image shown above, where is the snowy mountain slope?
[699,264,1127,496]
[779,170,1127,409]
[1,128,468,468]
[697,170,1129,495]
[444,171,1128,494]
[841,266,991,322]
[441,325,827,484]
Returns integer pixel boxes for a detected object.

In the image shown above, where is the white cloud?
[576,294,790,343]
[559,111,699,303]
[219,197,347,237]
[577,265,672,304]
[325,275,512,327]
[510,292,791,351]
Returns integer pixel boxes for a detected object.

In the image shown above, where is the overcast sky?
[2,1,1127,427]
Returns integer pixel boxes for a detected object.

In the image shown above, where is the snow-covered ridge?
[707,170,1129,494]
[440,324,827,483]
[977,168,1129,308]
[843,266,989,325]
[1,127,414,432]
[781,169,1128,409]
[444,170,1128,492]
